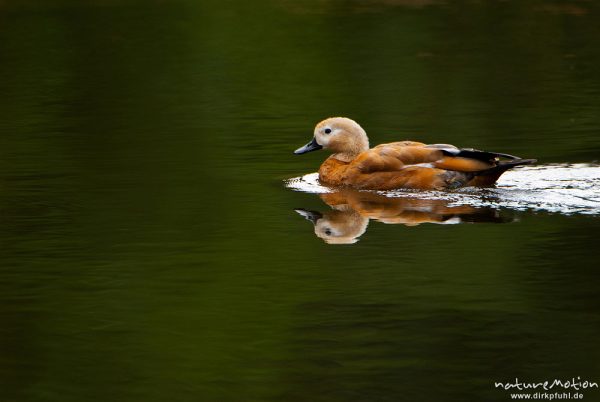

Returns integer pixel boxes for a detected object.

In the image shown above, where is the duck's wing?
[425,144,536,173]
[343,143,474,189]
[351,143,495,174]
[345,142,534,190]
[351,144,434,173]
[426,144,521,161]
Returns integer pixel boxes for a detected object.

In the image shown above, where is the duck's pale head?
[294,117,370,161]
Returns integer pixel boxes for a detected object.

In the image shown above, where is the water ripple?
[285,164,600,215]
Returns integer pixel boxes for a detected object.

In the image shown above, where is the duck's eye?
[324,228,332,236]
[324,128,332,134]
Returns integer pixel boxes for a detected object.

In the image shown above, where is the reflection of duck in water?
[296,190,510,244]
[296,208,368,245]
[294,117,535,190]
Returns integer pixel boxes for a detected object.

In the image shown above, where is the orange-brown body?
[294,118,536,190]
[318,143,502,190]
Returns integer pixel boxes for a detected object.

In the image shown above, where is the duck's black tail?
[471,158,537,186]
[478,158,537,175]
[433,145,536,187]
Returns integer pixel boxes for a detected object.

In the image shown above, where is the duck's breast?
[318,157,351,186]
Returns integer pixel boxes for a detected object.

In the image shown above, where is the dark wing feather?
[430,145,522,162]
[452,148,521,161]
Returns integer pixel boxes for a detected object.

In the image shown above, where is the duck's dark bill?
[294,137,323,154]
[294,209,322,224]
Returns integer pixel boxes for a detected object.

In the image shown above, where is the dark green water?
[1,1,600,401]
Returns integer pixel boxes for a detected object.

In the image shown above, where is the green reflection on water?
[1,1,599,401]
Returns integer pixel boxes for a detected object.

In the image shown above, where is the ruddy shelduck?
[294,117,536,190]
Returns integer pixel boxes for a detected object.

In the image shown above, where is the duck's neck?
[330,153,356,163]
[330,135,369,162]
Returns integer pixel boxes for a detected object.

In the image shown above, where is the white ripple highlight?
[284,164,600,215]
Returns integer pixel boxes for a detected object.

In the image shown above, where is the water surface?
[1,0,600,401]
